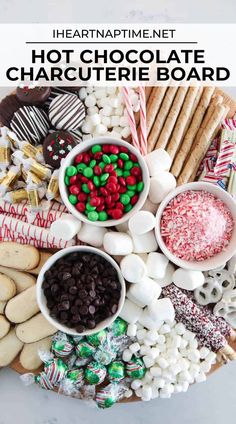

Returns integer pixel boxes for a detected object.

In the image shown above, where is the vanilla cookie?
[0,266,36,293]
[0,242,40,270]
[0,273,16,301]
[0,328,24,367]
[16,313,57,343]
[5,286,39,323]
[0,315,10,339]
[20,337,52,370]
[29,251,52,275]
[0,301,6,314]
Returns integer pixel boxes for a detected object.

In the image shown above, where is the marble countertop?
[0,1,236,422]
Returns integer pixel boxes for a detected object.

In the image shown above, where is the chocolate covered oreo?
[10,106,50,145]
[16,86,51,106]
[49,94,85,131]
[43,131,77,169]
[0,94,23,126]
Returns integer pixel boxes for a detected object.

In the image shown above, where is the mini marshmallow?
[141,197,159,214]
[155,263,175,288]
[129,342,141,354]
[148,298,175,323]
[50,214,81,241]
[127,323,137,337]
[146,329,159,342]
[153,377,165,389]
[175,322,186,336]
[131,379,143,390]
[78,223,107,247]
[140,345,151,356]
[156,357,169,369]
[128,211,156,235]
[94,88,107,99]
[127,276,162,307]
[103,232,133,255]
[95,123,107,135]
[172,268,205,291]
[149,172,176,204]
[143,356,155,368]
[150,366,162,377]
[136,328,147,341]
[159,324,171,334]
[84,94,96,107]
[121,127,131,138]
[139,309,162,330]
[150,347,160,359]
[146,252,169,280]
[79,87,87,100]
[145,149,171,176]
[119,299,142,324]
[102,105,113,116]
[124,389,133,398]
[89,113,101,126]
[122,349,133,362]
[205,352,217,364]
[120,254,146,283]
[200,361,212,374]
[87,106,99,115]
[130,230,158,254]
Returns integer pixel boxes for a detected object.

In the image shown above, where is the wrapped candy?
[17,140,44,163]
[86,329,107,347]
[52,332,74,357]
[0,127,11,170]
[109,317,127,337]
[0,165,20,195]
[96,383,127,409]
[84,361,106,385]
[66,368,84,388]
[93,340,117,365]
[126,357,146,379]
[35,372,55,390]
[46,169,59,201]
[12,151,51,181]
[43,358,68,385]
[75,341,96,358]
[4,188,28,203]
[108,360,126,382]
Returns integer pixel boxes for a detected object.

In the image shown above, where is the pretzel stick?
[170,86,215,172]
[193,95,223,148]
[163,87,199,160]
[178,104,228,185]
[146,86,167,138]
[182,86,203,139]
[147,86,178,152]
[152,86,188,151]
[145,86,153,102]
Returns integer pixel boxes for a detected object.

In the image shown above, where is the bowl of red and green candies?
[59,137,150,226]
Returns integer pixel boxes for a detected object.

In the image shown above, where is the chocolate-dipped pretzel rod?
[162,284,236,362]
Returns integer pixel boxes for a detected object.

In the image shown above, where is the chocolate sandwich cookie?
[49,94,85,131]
[43,131,77,169]
[10,106,50,145]
[16,86,51,106]
[0,94,23,126]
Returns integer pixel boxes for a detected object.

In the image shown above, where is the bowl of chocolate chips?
[36,246,126,335]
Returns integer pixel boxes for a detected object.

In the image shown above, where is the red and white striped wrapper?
[0,214,75,249]
[122,86,147,155]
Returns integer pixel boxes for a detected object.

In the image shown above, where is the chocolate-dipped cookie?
[49,94,85,131]
[43,131,77,168]
[0,95,23,126]
[10,106,50,145]
[16,86,51,106]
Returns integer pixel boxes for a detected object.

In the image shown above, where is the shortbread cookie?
[0,315,10,339]
[0,242,40,270]
[0,266,36,293]
[5,286,39,323]
[16,313,57,343]
[0,273,16,301]
[20,337,52,370]
[0,328,24,367]
[29,251,52,275]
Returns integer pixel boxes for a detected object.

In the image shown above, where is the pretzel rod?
[146,86,167,137]
[147,86,178,152]
[178,104,228,185]
[0,227,58,248]
[153,86,188,151]
[0,214,75,248]
[164,86,200,159]
[145,86,153,102]
[182,87,203,139]
[170,86,215,173]
[193,95,223,147]
[0,199,68,222]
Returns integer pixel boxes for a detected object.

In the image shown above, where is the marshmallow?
[103,232,133,255]
[141,197,159,214]
[119,299,142,324]
[120,254,146,283]
[145,149,171,176]
[122,349,133,362]
[127,276,162,307]
[130,230,158,253]
[84,94,96,107]
[148,298,175,322]
[128,211,156,235]
[146,252,169,280]
[129,342,141,354]
[77,223,107,247]
[127,323,137,337]
[155,263,175,288]
[50,214,81,241]
[149,172,176,204]
[172,268,204,291]
[138,309,162,330]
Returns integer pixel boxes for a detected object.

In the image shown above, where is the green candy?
[98,211,108,221]
[110,154,118,163]
[124,160,133,171]
[102,154,111,164]
[125,204,132,212]
[82,183,90,193]
[89,159,96,168]
[96,385,117,408]
[66,166,77,177]
[127,184,137,190]
[100,173,109,182]
[133,162,140,167]
[86,202,96,211]
[120,194,130,205]
[137,181,144,192]
[123,171,130,177]
[116,168,123,176]
[93,176,100,187]
[108,361,125,382]
[84,361,107,385]
[126,357,146,379]
[92,144,102,154]
[67,368,84,387]
[75,341,96,358]
[77,163,87,173]
[86,329,107,347]
[119,152,129,161]
[68,194,77,205]
[88,211,99,221]
[64,175,70,186]
[83,167,93,178]
[126,190,135,198]
[99,161,105,169]
[109,317,127,336]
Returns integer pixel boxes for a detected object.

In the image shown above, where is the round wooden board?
[4,87,236,402]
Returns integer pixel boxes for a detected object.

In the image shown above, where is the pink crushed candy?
[160,190,234,261]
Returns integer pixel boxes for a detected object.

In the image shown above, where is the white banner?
[0,23,235,87]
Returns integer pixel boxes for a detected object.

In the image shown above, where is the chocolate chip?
[69,286,78,295]
[80,305,88,315]
[88,305,96,315]
[62,272,72,281]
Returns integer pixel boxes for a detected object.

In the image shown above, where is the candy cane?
[138,86,147,155]
[122,87,140,151]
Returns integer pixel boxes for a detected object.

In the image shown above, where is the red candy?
[119,177,126,187]
[131,194,139,205]
[78,192,87,202]
[117,159,124,169]
[105,195,112,205]
[83,153,90,164]
[74,153,84,164]
[111,209,123,219]
[131,166,141,177]
[94,152,103,160]
[104,164,114,173]
[100,187,108,196]
[119,146,129,153]
[111,192,120,202]
[69,175,79,184]
[80,176,89,183]
[130,153,138,162]
[90,197,101,207]
[76,202,85,212]
[126,176,136,185]
[94,166,102,176]
[116,202,124,210]
[69,185,81,195]
[87,181,95,191]
[102,144,111,153]
[108,176,118,184]
[110,145,119,154]
[106,183,117,192]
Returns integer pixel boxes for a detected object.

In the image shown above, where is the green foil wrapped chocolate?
[108,361,125,382]
[84,361,107,385]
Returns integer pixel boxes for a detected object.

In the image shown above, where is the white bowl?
[59,137,150,227]
[36,246,126,336]
[155,182,236,271]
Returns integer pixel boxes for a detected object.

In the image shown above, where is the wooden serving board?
[5,87,236,402]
